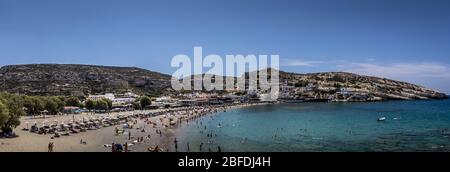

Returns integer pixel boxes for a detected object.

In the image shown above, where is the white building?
[88,93,136,107]
[88,93,115,101]
[113,97,136,106]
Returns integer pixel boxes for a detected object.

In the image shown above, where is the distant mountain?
[0,64,446,100]
[0,64,172,96]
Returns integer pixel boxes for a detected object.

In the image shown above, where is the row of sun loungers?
[29,115,131,137]
[27,106,220,139]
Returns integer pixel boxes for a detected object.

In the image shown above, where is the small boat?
[377,117,386,122]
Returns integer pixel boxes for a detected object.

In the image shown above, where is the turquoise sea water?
[173,99,450,152]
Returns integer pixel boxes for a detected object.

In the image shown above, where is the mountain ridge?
[0,64,447,100]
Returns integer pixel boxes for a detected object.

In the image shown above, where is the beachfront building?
[87,92,136,108]
[219,94,242,104]
[152,96,181,108]
[88,93,115,101]
[113,92,137,109]
[112,97,136,106]
[179,99,196,106]
[176,92,228,106]
[195,97,210,106]
[208,97,222,105]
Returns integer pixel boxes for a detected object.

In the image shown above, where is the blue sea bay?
[170,99,450,152]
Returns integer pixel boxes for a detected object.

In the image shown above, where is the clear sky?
[1,0,450,93]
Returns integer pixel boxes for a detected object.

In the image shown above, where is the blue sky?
[1,0,450,93]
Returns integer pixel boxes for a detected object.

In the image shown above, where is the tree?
[65,96,82,107]
[85,99,96,111]
[52,97,65,113]
[44,98,59,115]
[0,94,23,133]
[22,96,46,116]
[0,100,9,132]
[101,98,113,111]
[132,101,142,110]
[23,96,36,116]
[32,97,44,115]
[140,96,151,109]
[96,99,109,111]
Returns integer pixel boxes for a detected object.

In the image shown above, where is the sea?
[170,99,450,152]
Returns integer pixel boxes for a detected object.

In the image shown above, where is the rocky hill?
[0,64,446,100]
[0,64,172,96]
[276,70,447,100]
[181,69,446,100]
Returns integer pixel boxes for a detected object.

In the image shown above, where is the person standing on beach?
[154,145,160,152]
[112,142,115,152]
[128,131,131,140]
[174,138,178,152]
[187,142,190,152]
[48,142,53,152]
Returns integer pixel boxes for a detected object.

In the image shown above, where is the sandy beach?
[0,103,267,152]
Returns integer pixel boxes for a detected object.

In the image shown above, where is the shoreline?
[0,100,446,152]
[0,102,269,152]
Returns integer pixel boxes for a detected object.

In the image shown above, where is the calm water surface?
[171,99,450,152]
